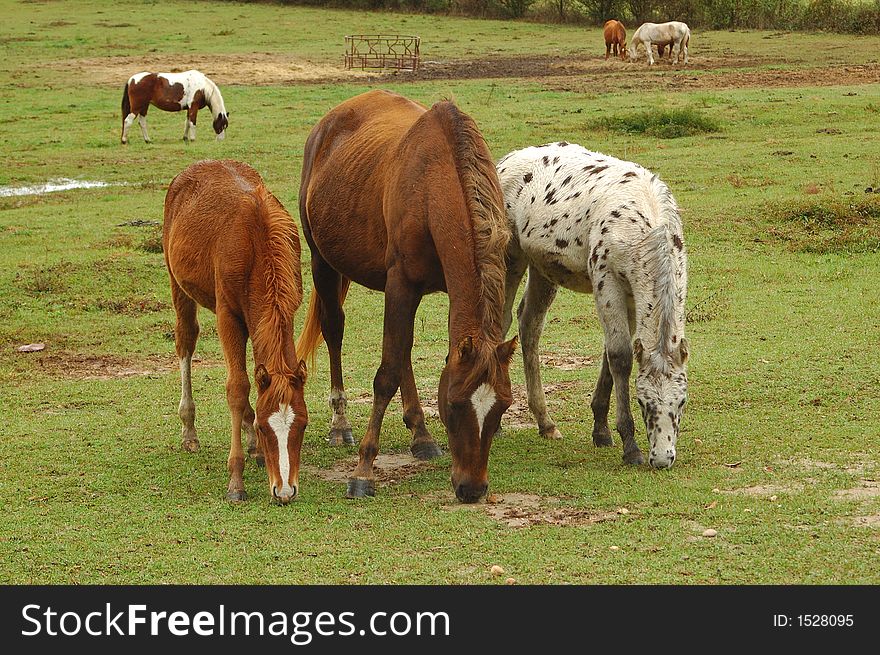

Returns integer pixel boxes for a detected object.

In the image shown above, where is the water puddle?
[0,178,112,197]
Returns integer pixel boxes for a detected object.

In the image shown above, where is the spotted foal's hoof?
[411,439,443,461]
[623,449,645,466]
[592,426,614,447]
[328,428,356,446]
[181,437,200,453]
[226,489,247,502]
[346,477,376,499]
[540,425,563,440]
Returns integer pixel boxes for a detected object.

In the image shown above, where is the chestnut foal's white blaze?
[471,383,497,436]
[629,21,690,65]
[498,142,689,469]
[267,403,298,501]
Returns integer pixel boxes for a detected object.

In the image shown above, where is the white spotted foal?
[499,142,689,469]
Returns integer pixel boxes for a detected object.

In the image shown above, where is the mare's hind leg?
[594,278,644,465]
[347,269,420,498]
[137,114,150,143]
[170,277,200,452]
[217,308,250,502]
[518,266,561,439]
[590,351,614,447]
[312,255,355,446]
[400,347,441,460]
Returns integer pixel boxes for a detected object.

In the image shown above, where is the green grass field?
[1,0,878,584]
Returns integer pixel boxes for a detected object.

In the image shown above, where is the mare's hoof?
[226,490,247,502]
[592,429,613,447]
[328,428,355,446]
[181,438,200,453]
[623,449,645,466]
[541,426,563,440]
[411,440,443,461]
[346,478,376,498]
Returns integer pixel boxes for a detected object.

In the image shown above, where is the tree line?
[266,0,880,33]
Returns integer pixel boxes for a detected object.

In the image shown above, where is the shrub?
[591,108,721,138]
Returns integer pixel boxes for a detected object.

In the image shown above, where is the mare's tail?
[295,277,350,372]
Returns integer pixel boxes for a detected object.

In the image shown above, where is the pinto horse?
[629,21,690,65]
[122,70,228,144]
[603,20,627,60]
[296,90,517,503]
[498,142,689,469]
[164,160,307,503]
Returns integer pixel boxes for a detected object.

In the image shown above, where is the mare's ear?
[633,338,645,365]
[496,336,518,365]
[255,364,271,392]
[679,337,689,364]
[457,336,474,361]
[291,359,307,386]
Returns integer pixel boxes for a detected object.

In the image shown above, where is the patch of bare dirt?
[42,53,373,87]
[834,480,880,501]
[37,50,880,92]
[25,352,220,380]
[852,514,880,528]
[723,483,803,496]
[443,491,617,528]
[541,352,594,370]
[305,452,433,486]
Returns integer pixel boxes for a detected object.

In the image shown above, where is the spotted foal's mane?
[435,101,509,385]
[635,177,687,376]
[251,184,304,405]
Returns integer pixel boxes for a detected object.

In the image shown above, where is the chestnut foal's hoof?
[181,438,200,453]
[592,427,613,447]
[328,428,356,446]
[411,440,443,461]
[623,449,645,466]
[226,490,247,502]
[346,478,376,498]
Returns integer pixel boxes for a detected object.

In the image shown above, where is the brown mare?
[296,90,518,503]
[164,160,307,504]
[604,20,627,60]
[122,70,228,144]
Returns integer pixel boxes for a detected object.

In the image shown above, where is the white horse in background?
[629,21,690,65]
[497,142,689,469]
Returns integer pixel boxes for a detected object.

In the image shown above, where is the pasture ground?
[1,0,878,584]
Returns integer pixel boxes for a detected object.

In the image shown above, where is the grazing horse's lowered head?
[254,362,308,504]
[632,224,689,469]
[438,336,517,503]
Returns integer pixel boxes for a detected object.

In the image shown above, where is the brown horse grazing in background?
[164,160,307,504]
[296,90,518,503]
[603,18,626,59]
[604,19,627,60]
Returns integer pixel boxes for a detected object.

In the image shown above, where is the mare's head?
[633,337,689,469]
[254,362,307,503]
[438,336,517,503]
[212,111,229,140]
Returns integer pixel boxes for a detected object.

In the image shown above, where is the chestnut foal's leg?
[312,256,355,446]
[347,269,420,498]
[217,309,251,501]
[170,278,200,452]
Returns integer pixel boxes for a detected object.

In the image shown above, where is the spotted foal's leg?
[311,256,356,447]
[170,277,200,453]
[217,308,250,502]
[590,350,614,447]
[518,266,562,439]
[594,277,644,465]
[347,268,421,498]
